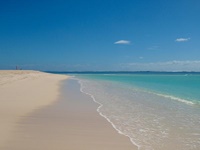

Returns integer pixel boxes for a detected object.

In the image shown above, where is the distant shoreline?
[46,71,200,75]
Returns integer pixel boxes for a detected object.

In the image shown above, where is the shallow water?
[75,73,200,150]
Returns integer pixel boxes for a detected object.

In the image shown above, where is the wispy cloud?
[139,56,144,59]
[114,40,131,45]
[175,38,190,42]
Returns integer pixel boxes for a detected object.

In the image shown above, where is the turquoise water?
[73,73,200,150]
[77,73,200,105]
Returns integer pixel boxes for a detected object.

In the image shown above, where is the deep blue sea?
[53,72,200,150]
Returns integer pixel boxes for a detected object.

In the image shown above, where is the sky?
[0,0,200,71]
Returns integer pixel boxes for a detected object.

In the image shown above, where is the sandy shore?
[0,70,68,148]
[0,71,137,150]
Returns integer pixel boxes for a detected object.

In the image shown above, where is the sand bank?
[0,70,68,148]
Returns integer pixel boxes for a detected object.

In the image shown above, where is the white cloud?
[139,57,144,59]
[114,40,131,45]
[175,38,190,42]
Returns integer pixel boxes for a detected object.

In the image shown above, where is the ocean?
[50,72,200,150]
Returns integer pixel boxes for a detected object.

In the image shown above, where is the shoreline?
[77,79,140,149]
[0,71,137,150]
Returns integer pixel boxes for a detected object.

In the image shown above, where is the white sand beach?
[0,70,68,148]
[0,71,136,150]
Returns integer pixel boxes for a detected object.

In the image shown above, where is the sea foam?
[76,78,140,150]
[74,76,200,150]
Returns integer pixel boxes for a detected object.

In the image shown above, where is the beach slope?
[0,70,68,148]
[0,71,136,150]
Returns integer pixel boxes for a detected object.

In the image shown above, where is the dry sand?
[0,71,137,150]
[0,70,68,148]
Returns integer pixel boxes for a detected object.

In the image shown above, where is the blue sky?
[0,0,200,71]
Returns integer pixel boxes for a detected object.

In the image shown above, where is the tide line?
[75,78,141,150]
